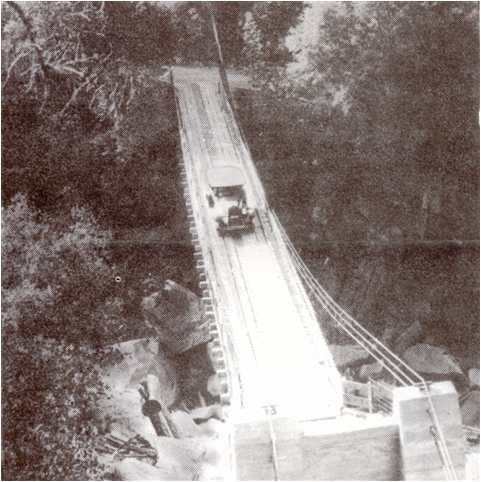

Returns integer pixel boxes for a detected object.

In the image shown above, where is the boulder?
[191,404,225,423]
[358,361,383,381]
[329,344,371,370]
[461,391,480,427]
[97,339,178,444]
[102,338,178,406]
[141,279,211,353]
[197,418,224,438]
[113,457,189,481]
[197,464,224,481]
[402,344,463,378]
[394,320,424,355]
[380,326,397,347]
[152,436,206,477]
[456,353,480,373]
[469,368,480,388]
[170,410,201,438]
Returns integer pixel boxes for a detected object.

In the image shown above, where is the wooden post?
[159,395,180,439]
[367,380,373,413]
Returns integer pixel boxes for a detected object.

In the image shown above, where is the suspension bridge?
[171,66,467,481]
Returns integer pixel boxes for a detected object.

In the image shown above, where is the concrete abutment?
[231,381,465,480]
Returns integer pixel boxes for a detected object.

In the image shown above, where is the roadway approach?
[172,66,343,423]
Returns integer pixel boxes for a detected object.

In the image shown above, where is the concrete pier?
[393,381,465,480]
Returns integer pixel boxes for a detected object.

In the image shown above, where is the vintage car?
[206,165,255,237]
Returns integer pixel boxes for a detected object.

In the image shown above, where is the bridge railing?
[173,75,239,413]
[342,379,394,415]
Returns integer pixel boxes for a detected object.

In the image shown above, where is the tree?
[242,2,305,89]
[2,194,123,343]
[2,335,109,480]
[1,194,127,480]
[263,2,479,241]
[170,2,303,67]
[1,1,128,215]
[2,2,180,227]
[1,4,184,479]
[245,2,305,64]
[103,2,174,65]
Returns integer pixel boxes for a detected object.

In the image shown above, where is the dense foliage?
[1,2,179,479]
[243,2,479,243]
[1,195,122,479]
[236,2,479,360]
[2,335,111,480]
[171,1,305,66]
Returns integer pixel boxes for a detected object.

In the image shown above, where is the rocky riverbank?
[302,244,479,363]
[330,337,479,430]
[96,338,227,480]
[95,281,228,480]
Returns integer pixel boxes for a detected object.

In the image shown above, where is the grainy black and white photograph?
[1,1,479,480]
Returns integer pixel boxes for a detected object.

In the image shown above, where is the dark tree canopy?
[248,1,479,242]
[170,1,305,66]
[1,3,181,479]
[104,2,174,64]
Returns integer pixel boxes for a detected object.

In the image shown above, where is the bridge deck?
[172,67,342,422]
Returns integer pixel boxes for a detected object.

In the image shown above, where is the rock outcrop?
[358,361,383,381]
[402,343,463,378]
[469,368,480,388]
[141,279,211,354]
[94,274,228,481]
[394,320,424,355]
[98,337,226,480]
[98,338,178,439]
[329,344,371,370]
[461,391,480,427]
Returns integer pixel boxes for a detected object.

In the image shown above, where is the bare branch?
[2,49,32,89]
[126,74,135,107]
[38,83,50,114]
[6,1,48,76]
[58,74,97,118]
[26,63,39,93]
[56,52,112,118]
[67,11,91,22]
[46,63,85,80]
[74,33,81,61]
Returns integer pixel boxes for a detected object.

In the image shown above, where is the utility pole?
[206,2,234,106]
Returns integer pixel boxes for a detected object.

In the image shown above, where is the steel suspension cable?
[270,211,418,385]
[172,67,457,481]
[271,210,425,382]
[269,209,458,479]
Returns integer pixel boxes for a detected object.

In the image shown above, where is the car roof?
[207,165,246,188]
